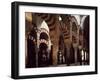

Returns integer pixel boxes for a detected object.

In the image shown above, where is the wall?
[0,0,99,81]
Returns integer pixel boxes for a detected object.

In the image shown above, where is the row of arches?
[26,27,51,67]
[25,12,89,68]
[62,15,89,65]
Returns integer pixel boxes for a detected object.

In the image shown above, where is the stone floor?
[49,62,89,67]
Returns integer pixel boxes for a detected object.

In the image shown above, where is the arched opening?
[72,22,77,33]
[83,16,89,50]
[58,35,65,64]
[83,16,90,64]
[38,43,49,67]
[71,17,79,65]
[72,21,78,44]
[40,32,49,40]
[36,14,58,65]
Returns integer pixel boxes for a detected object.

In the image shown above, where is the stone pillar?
[52,15,60,65]
[83,50,85,65]
[52,44,58,65]
[64,45,71,66]
[73,43,78,65]
[74,47,78,64]
[67,47,70,66]
[77,25,80,45]
[25,36,27,65]
[36,32,40,67]
[37,32,40,48]
[78,46,82,65]
[70,21,72,42]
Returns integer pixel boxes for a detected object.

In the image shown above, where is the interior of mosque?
[25,12,89,68]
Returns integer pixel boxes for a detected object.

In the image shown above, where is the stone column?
[52,44,58,65]
[74,47,78,64]
[73,43,78,65]
[78,46,82,65]
[64,44,71,66]
[52,15,60,65]
[36,32,40,67]
[83,50,85,65]
[25,36,27,65]
[67,47,70,66]
[70,21,72,42]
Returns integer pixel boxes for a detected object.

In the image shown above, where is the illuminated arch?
[80,16,88,29]
[71,16,79,44]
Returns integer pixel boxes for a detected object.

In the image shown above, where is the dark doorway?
[38,43,49,67]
